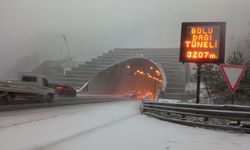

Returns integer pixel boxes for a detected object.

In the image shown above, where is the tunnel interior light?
[126,65,131,69]
[134,69,163,83]
[155,70,161,76]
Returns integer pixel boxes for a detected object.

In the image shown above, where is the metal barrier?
[141,101,250,133]
[0,96,129,112]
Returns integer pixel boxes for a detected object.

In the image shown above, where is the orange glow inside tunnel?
[85,58,166,100]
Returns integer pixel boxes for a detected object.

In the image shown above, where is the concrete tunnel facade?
[81,58,167,100]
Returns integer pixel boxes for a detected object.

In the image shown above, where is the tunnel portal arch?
[80,58,167,100]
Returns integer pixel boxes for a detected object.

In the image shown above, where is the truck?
[0,73,55,104]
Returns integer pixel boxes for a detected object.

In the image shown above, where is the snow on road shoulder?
[0,100,140,150]
[43,114,250,150]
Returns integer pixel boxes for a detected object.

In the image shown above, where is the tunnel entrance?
[82,58,167,100]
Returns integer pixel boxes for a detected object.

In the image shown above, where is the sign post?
[220,64,247,104]
[196,63,201,103]
[180,22,226,103]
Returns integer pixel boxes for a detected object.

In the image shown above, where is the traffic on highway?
[0,0,250,150]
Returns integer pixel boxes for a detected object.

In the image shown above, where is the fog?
[0,0,250,78]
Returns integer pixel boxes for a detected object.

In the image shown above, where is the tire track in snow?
[32,112,139,150]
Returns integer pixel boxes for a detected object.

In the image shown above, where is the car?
[50,84,77,97]
[124,90,141,99]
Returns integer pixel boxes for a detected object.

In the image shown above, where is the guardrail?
[141,101,250,133]
[0,96,129,112]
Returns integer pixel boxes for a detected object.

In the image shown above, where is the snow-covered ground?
[0,100,249,150]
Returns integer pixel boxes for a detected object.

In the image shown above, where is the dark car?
[50,84,77,97]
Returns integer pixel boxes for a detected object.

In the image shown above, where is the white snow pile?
[158,98,182,103]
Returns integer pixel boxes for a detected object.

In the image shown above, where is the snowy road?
[0,100,250,150]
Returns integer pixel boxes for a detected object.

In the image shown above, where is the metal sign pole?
[231,93,234,105]
[196,63,202,103]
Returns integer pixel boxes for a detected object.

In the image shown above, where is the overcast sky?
[0,0,250,77]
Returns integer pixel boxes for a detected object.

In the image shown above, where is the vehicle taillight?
[56,86,63,90]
